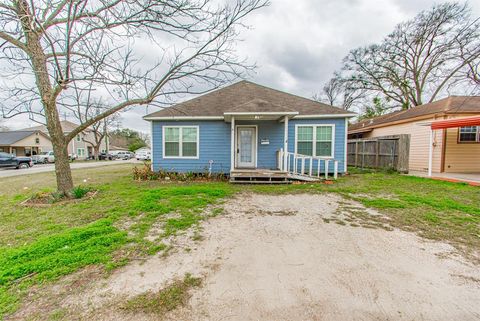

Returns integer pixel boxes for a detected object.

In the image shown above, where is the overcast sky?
[4,0,480,133]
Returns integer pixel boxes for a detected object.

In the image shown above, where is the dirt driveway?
[12,193,480,321]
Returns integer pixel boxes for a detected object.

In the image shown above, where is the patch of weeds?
[71,186,91,199]
[258,210,297,216]
[146,243,167,256]
[122,273,202,314]
[192,230,203,242]
[332,202,394,232]
[48,308,68,320]
[424,212,440,223]
[0,219,127,319]
[0,286,18,318]
[322,218,331,223]
[131,185,232,240]
[359,198,406,209]
[209,207,224,217]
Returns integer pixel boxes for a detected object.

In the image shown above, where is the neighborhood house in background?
[0,130,51,157]
[348,96,480,174]
[0,121,109,159]
[144,81,355,179]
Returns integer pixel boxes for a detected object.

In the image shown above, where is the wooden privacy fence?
[347,134,410,173]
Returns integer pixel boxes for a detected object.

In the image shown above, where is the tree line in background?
[315,2,480,120]
[109,128,149,152]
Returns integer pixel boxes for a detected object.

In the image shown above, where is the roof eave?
[293,113,356,119]
[143,116,224,121]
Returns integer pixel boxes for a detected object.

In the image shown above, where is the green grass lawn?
[0,165,478,318]
[0,164,233,318]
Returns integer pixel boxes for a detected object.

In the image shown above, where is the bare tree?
[339,2,480,110]
[464,55,480,85]
[0,0,268,194]
[65,83,119,160]
[313,73,366,111]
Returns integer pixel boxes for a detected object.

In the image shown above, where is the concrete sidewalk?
[408,171,480,186]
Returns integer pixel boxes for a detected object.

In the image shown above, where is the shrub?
[133,164,160,181]
[71,186,91,199]
[132,164,227,182]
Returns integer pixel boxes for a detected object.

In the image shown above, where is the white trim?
[230,116,235,171]
[458,125,480,142]
[76,147,85,157]
[344,118,348,173]
[224,112,298,116]
[235,125,258,168]
[283,116,288,171]
[162,125,200,159]
[294,124,335,159]
[150,121,154,170]
[144,114,356,121]
[428,128,433,177]
[144,116,224,121]
[293,114,356,119]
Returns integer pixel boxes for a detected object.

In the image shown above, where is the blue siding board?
[152,121,231,174]
[151,118,347,174]
[288,118,346,174]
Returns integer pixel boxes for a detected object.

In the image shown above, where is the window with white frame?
[163,126,199,158]
[77,148,85,157]
[76,134,81,142]
[296,125,334,157]
[459,126,479,142]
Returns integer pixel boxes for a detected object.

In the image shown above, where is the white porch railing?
[278,148,338,180]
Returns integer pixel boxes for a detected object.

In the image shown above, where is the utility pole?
[104,119,109,155]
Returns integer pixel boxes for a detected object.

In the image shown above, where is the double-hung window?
[295,125,334,157]
[459,126,479,143]
[163,126,199,158]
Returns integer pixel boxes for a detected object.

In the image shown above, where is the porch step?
[287,173,321,182]
[229,169,320,184]
[229,179,292,184]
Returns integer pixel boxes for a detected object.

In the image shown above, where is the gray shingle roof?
[349,96,480,132]
[21,120,85,133]
[0,131,39,145]
[145,81,355,118]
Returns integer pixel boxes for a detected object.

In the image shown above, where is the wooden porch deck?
[229,169,320,184]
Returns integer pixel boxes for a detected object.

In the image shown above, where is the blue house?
[144,81,355,182]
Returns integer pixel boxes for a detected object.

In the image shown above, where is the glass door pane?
[237,127,255,167]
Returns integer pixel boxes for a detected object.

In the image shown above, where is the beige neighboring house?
[22,120,109,159]
[349,96,480,174]
[0,130,52,156]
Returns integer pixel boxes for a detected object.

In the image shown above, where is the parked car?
[135,150,151,161]
[114,151,134,160]
[33,151,54,163]
[33,151,77,163]
[98,152,114,160]
[0,152,33,169]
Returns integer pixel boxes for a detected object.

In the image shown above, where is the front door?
[236,126,256,168]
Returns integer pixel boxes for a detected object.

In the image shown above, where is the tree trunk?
[94,146,100,160]
[51,135,74,195]
[16,0,74,194]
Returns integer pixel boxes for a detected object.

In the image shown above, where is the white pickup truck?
[33,151,77,164]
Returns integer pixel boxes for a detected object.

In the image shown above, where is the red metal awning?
[431,116,480,130]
